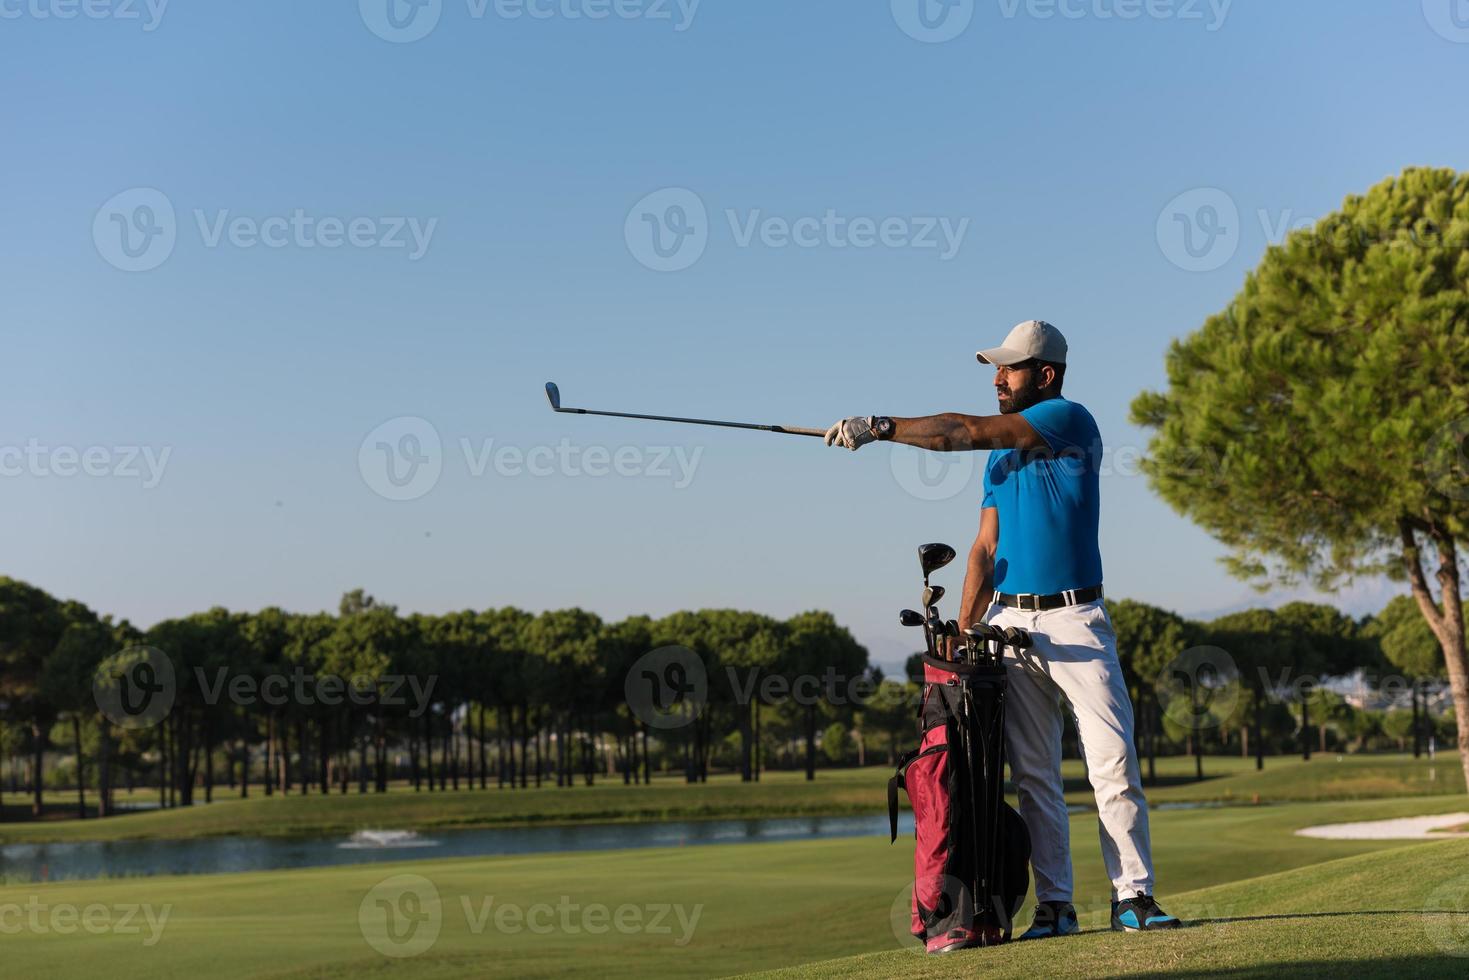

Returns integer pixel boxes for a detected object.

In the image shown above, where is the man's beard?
[997,377,1047,415]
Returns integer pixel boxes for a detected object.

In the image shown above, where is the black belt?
[995,585,1103,612]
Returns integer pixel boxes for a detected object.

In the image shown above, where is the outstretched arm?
[890,413,1047,452]
[824,410,1048,452]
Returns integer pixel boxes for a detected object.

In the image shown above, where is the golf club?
[918,543,956,583]
[544,382,826,438]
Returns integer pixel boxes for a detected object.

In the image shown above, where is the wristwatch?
[871,416,896,441]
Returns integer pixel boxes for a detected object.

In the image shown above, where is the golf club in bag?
[890,543,1032,954]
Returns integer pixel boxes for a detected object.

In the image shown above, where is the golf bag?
[888,653,1031,950]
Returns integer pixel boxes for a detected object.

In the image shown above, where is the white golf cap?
[976,320,1068,366]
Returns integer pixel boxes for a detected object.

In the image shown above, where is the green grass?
[744,836,1469,979]
[1,753,1461,845]
[1,795,1465,978]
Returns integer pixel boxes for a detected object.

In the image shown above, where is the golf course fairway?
[3,795,1466,978]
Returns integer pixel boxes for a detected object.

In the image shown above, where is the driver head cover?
[977,320,1068,366]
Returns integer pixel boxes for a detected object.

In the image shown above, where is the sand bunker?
[1295,812,1469,840]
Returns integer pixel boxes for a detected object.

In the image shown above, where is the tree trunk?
[479,704,488,790]
[410,717,421,791]
[98,720,112,818]
[31,722,45,817]
[263,714,274,797]
[358,729,369,794]
[204,719,214,804]
[804,704,816,781]
[1300,693,1311,762]
[519,704,529,789]
[239,733,249,799]
[1253,688,1264,771]
[73,715,86,819]
[641,719,650,786]
[1400,519,1469,792]
[1412,682,1421,758]
[320,717,331,794]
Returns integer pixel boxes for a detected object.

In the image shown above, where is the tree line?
[0,574,1455,823]
[0,579,871,820]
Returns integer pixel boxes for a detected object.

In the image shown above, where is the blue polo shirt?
[981,397,1103,596]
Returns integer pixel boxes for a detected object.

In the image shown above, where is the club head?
[945,620,960,638]
[918,543,956,580]
[922,585,946,607]
[965,624,1002,642]
[544,382,562,411]
[1002,626,1033,649]
[899,609,925,628]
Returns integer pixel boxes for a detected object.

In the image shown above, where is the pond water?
[1,813,918,884]
[0,801,1224,884]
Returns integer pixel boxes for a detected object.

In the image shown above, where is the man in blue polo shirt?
[824,320,1180,941]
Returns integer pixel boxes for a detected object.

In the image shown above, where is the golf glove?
[825,416,877,451]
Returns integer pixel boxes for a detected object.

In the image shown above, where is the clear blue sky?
[3,1,1465,672]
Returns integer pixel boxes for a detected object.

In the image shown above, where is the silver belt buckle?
[1019,593,1038,612]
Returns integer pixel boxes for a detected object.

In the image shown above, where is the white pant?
[984,598,1154,902]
